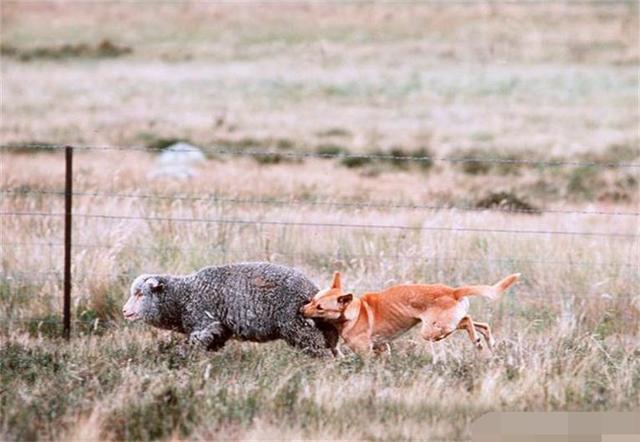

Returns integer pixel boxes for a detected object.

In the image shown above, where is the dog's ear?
[331,271,342,289]
[337,293,353,306]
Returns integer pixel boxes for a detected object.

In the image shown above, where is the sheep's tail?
[453,273,520,301]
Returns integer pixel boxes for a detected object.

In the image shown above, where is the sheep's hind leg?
[313,319,340,357]
[280,318,335,357]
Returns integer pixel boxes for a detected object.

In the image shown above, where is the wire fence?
[3,210,639,238]
[2,144,639,335]
[3,241,637,268]
[3,189,640,217]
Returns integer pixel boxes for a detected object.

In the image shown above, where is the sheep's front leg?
[188,321,231,352]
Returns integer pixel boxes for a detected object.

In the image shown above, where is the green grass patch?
[137,133,190,151]
[577,142,639,166]
[316,128,352,138]
[315,143,348,156]
[340,146,433,171]
[452,147,531,175]
[1,39,131,61]
[566,166,602,200]
[1,141,59,154]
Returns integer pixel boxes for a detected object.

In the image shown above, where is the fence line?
[3,143,639,169]
[3,189,639,217]
[0,272,633,300]
[1,241,637,268]
[2,210,638,239]
[4,144,639,335]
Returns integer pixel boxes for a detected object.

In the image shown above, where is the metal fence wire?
[1,144,639,335]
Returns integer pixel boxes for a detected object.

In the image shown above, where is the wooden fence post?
[63,146,73,339]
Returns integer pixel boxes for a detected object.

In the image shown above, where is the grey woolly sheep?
[122,262,338,356]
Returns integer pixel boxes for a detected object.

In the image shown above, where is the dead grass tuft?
[475,191,541,214]
[453,147,528,176]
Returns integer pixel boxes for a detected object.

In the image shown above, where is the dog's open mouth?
[124,313,140,321]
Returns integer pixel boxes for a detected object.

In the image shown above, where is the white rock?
[158,142,206,166]
[149,142,206,179]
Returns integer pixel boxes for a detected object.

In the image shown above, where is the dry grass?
[1,2,639,441]
[2,3,638,156]
[1,152,638,440]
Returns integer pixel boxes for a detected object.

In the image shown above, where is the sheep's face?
[123,275,166,323]
[301,271,353,322]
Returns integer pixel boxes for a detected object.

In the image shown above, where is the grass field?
[1,2,639,441]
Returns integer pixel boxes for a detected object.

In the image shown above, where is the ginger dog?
[301,272,519,354]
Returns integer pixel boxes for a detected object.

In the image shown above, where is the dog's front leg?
[331,345,345,358]
[344,336,373,355]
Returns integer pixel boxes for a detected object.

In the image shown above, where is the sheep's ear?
[331,271,342,289]
[146,277,164,294]
[337,293,353,306]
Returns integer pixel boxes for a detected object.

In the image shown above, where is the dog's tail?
[453,273,520,301]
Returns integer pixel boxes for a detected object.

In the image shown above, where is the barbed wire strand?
[3,189,639,217]
[3,143,639,169]
[2,211,638,238]
[1,241,637,268]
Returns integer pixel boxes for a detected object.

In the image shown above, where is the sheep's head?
[122,274,167,323]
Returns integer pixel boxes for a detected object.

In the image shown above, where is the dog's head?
[301,271,354,321]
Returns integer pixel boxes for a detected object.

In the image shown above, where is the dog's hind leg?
[457,316,483,350]
[472,321,494,349]
[419,316,455,342]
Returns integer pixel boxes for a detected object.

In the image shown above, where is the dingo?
[302,271,519,354]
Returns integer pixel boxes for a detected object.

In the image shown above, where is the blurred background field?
[1,2,639,441]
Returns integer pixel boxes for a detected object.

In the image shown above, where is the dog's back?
[366,283,459,313]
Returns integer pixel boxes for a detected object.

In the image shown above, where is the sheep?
[122,262,338,356]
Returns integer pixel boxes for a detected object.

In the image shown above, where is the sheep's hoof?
[177,343,194,359]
